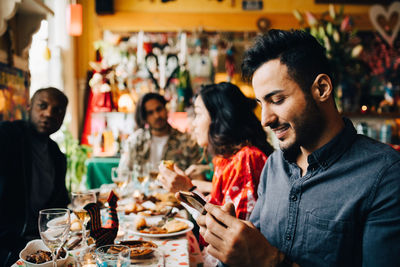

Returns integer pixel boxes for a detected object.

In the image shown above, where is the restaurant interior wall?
[75,0,374,139]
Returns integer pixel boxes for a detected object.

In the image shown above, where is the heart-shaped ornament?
[369,2,400,46]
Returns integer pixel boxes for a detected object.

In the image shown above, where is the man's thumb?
[221,202,236,216]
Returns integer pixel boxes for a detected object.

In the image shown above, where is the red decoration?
[66,4,82,36]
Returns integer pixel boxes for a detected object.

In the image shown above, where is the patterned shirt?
[119,125,200,171]
[209,146,268,220]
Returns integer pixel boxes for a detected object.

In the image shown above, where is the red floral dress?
[209,146,268,220]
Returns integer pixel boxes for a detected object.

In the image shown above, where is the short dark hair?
[199,82,274,157]
[135,92,167,128]
[31,87,68,107]
[242,29,334,93]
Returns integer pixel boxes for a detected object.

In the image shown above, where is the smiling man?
[119,92,200,173]
[0,87,70,265]
[196,30,400,267]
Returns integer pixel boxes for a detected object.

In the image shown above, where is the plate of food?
[129,216,194,238]
[119,191,181,216]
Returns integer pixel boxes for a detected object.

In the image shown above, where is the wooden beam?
[96,11,373,32]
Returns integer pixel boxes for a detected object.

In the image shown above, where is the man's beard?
[280,95,325,156]
[150,118,168,132]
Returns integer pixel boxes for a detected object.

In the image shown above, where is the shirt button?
[285,234,291,241]
[290,194,297,201]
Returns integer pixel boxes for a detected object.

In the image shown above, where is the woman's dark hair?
[135,92,167,128]
[242,29,334,93]
[198,82,274,157]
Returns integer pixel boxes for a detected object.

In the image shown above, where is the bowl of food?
[19,239,68,267]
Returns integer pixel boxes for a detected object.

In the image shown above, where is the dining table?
[13,193,204,267]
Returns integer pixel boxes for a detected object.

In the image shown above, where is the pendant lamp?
[66,2,82,36]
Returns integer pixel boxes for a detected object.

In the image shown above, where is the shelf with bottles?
[343,112,400,119]
[90,112,136,157]
[350,115,400,146]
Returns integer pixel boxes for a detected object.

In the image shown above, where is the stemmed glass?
[71,191,97,249]
[133,164,149,195]
[111,167,131,197]
[147,162,161,193]
[38,208,70,267]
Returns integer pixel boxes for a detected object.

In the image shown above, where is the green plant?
[293,5,369,111]
[57,123,91,193]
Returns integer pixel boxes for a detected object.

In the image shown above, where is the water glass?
[95,244,129,267]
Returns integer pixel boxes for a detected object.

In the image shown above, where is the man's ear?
[311,74,333,103]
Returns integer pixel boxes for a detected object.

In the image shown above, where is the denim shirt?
[249,118,400,267]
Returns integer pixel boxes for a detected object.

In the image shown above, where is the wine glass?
[111,167,131,197]
[71,191,97,249]
[147,162,162,193]
[133,164,149,195]
[38,208,70,267]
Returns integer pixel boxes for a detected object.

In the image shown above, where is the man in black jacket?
[0,87,70,266]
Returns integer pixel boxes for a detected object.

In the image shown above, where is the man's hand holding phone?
[176,187,207,217]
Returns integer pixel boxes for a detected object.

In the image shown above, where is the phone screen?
[178,191,207,215]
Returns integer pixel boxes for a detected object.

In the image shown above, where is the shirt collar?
[307,117,357,170]
[281,117,357,170]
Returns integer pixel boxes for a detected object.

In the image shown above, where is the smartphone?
[178,190,207,215]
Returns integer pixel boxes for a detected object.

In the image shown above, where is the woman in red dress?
[159,82,274,220]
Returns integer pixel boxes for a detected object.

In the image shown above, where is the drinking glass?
[71,191,97,249]
[133,164,150,195]
[146,163,159,182]
[146,162,162,194]
[95,244,130,267]
[111,167,131,196]
[38,208,70,267]
[119,247,164,267]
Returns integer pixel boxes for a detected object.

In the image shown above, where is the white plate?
[129,218,194,238]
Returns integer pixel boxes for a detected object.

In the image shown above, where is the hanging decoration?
[66,2,83,36]
[369,1,400,47]
[257,17,270,32]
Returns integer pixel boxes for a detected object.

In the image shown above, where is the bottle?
[356,122,368,136]
[380,121,392,144]
[101,119,115,155]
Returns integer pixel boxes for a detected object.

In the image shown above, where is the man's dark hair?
[135,92,167,128]
[31,87,68,107]
[199,82,274,157]
[242,29,334,93]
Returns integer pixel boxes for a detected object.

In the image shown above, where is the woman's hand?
[185,164,211,179]
[158,162,193,193]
